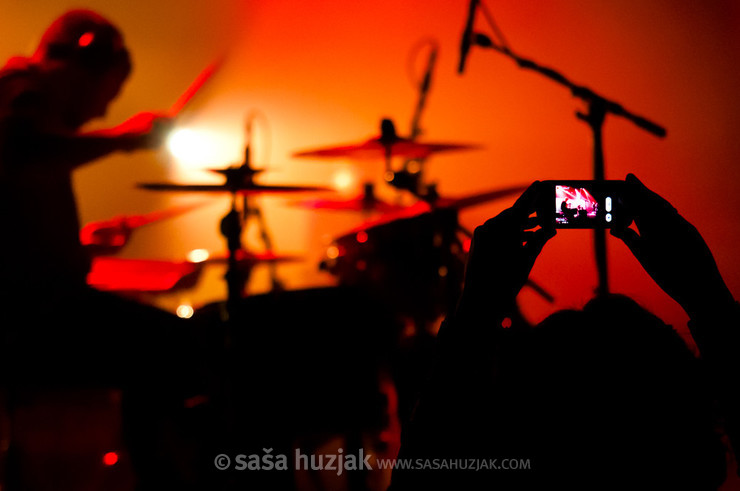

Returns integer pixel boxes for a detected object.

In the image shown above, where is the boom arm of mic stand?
[476,39,667,138]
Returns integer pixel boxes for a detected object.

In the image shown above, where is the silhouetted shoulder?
[0,58,46,126]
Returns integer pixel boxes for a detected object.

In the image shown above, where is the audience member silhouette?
[390,174,739,489]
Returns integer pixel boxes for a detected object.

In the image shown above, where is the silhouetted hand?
[79,217,133,256]
[113,111,174,150]
[459,181,555,317]
[611,173,734,320]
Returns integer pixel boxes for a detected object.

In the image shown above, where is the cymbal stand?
[216,142,261,323]
[469,13,666,296]
[385,40,439,202]
[219,184,249,327]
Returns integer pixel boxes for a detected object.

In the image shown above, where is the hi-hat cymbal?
[139,161,330,195]
[137,182,329,194]
[196,249,302,265]
[81,202,206,255]
[293,118,481,161]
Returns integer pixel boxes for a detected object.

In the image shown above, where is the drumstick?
[168,57,224,117]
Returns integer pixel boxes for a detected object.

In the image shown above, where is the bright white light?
[176,303,195,319]
[332,169,356,193]
[167,128,224,170]
[187,248,210,263]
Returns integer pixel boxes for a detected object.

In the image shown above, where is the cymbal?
[289,183,408,213]
[80,202,205,253]
[341,201,432,235]
[195,249,302,265]
[87,257,203,293]
[339,184,528,235]
[138,182,328,195]
[290,195,408,213]
[293,118,480,161]
[432,185,528,210]
[139,161,330,195]
[293,140,479,161]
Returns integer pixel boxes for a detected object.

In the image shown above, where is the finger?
[522,226,555,243]
[524,215,540,230]
[523,228,553,258]
[512,181,541,219]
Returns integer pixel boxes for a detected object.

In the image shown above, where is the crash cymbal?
[338,184,528,234]
[138,182,328,194]
[293,118,480,161]
[293,140,478,161]
[432,184,528,210]
[341,201,433,235]
[289,183,408,213]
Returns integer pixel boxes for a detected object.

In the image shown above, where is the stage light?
[176,303,195,319]
[332,169,356,192]
[102,452,119,467]
[167,128,226,170]
[326,245,340,260]
[187,248,210,263]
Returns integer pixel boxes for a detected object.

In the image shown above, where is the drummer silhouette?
[0,9,170,293]
[0,9,203,490]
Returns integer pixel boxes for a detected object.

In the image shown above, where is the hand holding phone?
[610,174,734,319]
[459,181,555,319]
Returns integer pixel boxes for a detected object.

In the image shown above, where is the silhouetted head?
[31,10,132,129]
[507,295,726,487]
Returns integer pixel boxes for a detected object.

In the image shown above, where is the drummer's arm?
[4,111,172,170]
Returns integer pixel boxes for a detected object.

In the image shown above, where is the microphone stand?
[473,34,666,296]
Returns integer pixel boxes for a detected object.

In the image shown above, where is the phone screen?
[543,180,624,229]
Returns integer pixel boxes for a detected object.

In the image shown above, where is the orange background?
[2,0,739,339]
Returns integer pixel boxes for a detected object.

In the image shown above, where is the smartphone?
[540,180,626,229]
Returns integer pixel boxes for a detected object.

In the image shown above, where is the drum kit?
[83,110,537,322]
[82,39,551,325]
